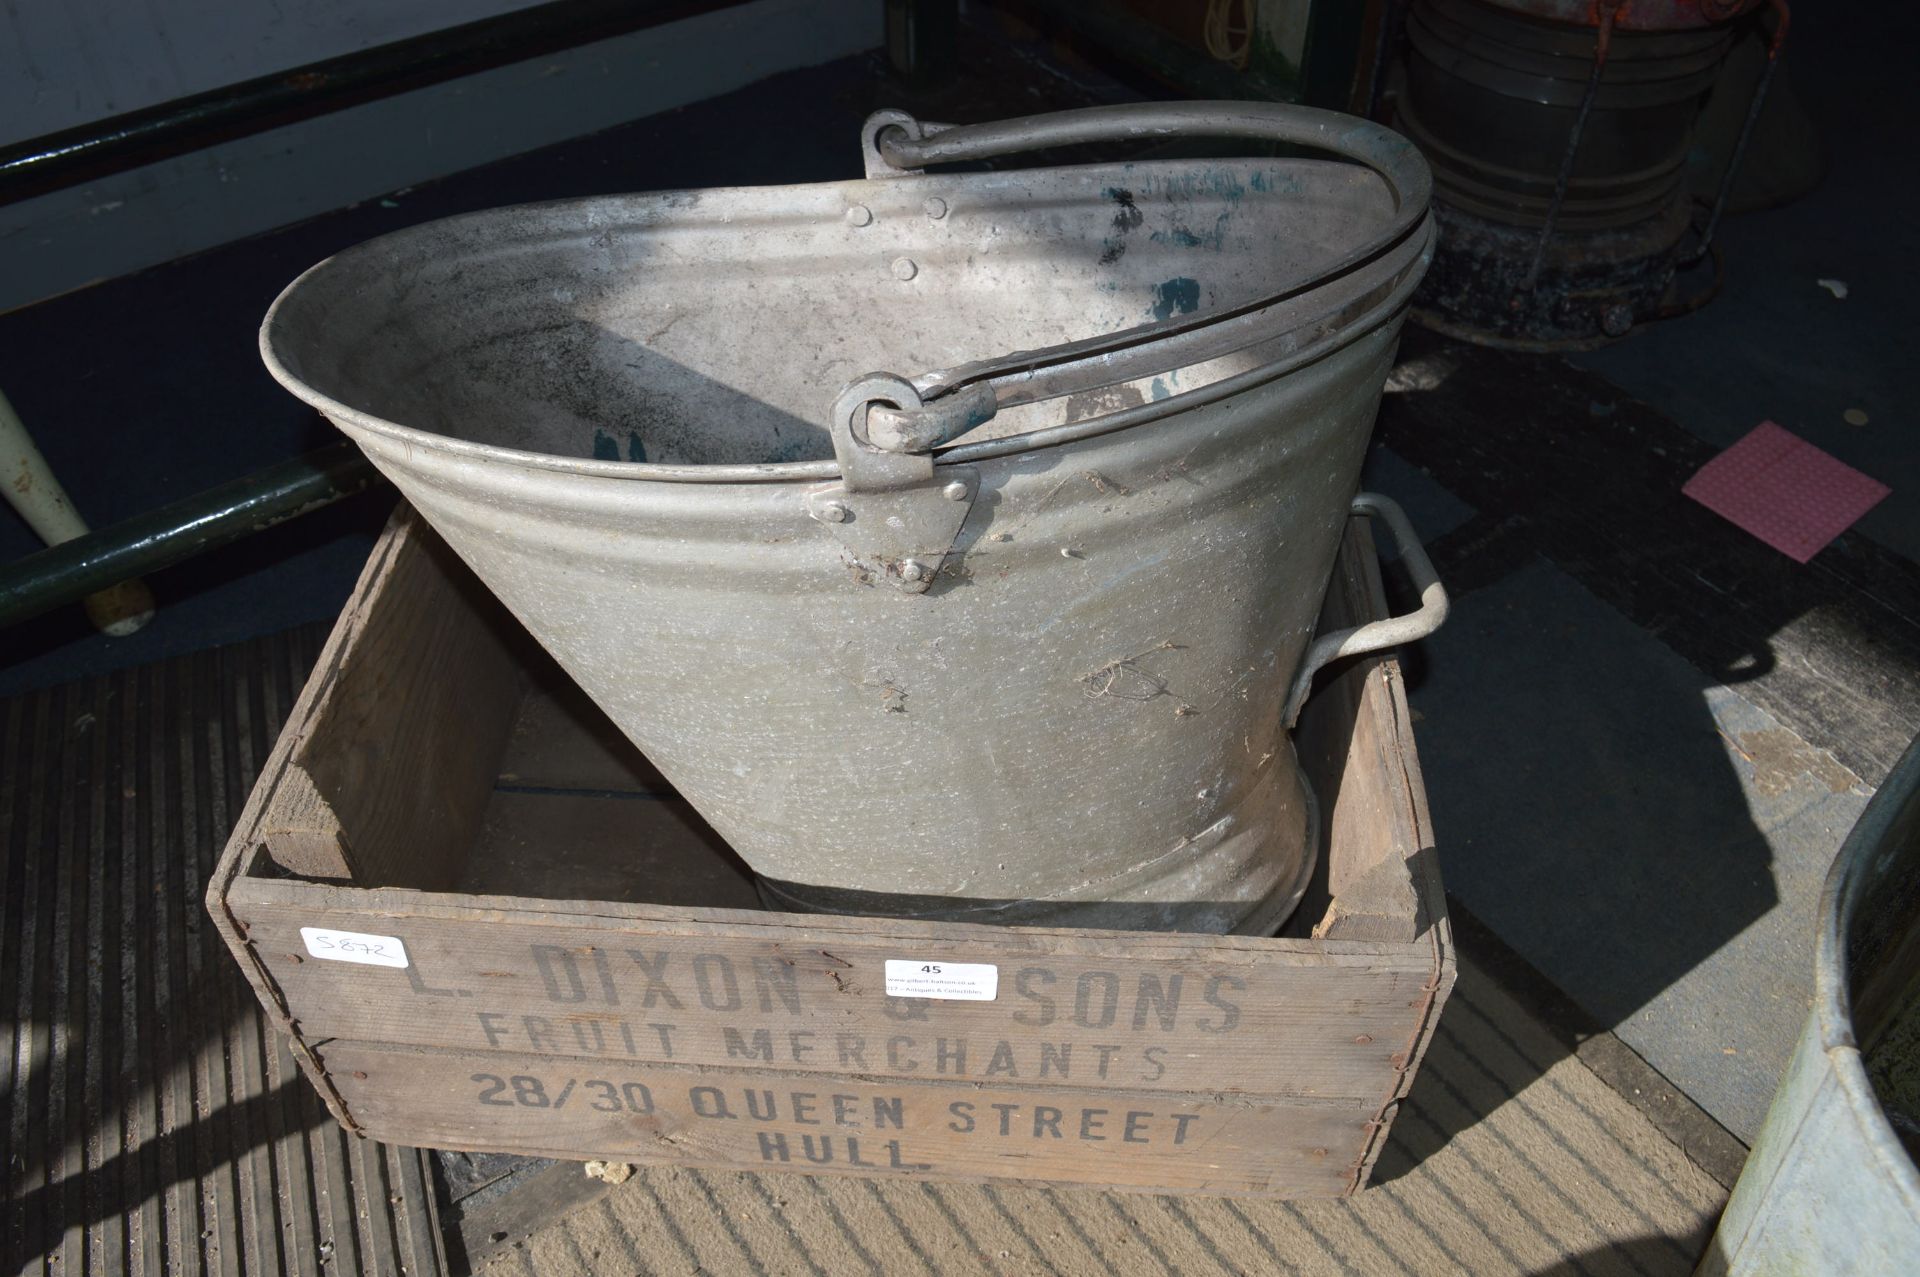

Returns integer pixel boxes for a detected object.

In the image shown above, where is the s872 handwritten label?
[884,959,998,1001]
[300,926,409,968]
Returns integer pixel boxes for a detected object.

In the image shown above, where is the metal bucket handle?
[1282,493,1449,728]
[863,100,1429,257]
[845,102,1434,454]
[809,103,1436,593]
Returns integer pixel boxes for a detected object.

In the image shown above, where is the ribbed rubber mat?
[489,954,1730,1276]
[1,628,445,1277]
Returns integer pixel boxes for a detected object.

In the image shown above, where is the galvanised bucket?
[261,102,1445,934]
[1698,736,1920,1275]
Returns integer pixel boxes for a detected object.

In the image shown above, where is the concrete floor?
[1574,4,1915,563]
[1420,2,1914,1142]
[1401,549,1868,1140]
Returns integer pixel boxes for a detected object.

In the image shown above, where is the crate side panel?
[1346,653,1456,1189]
[215,510,416,886]
[227,896,1431,1102]
[283,520,527,892]
[208,513,440,1130]
[321,1042,1370,1196]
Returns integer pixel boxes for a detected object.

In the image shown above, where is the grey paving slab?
[1614,685,1868,1139]
[1406,556,1869,1141]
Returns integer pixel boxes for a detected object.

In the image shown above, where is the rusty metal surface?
[1399,0,1737,346]
[1400,0,1733,230]
[1484,0,1761,30]
[260,102,1440,935]
[1686,0,1791,263]
[0,628,445,1276]
[1412,197,1697,349]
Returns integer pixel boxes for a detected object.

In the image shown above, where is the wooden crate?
[207,506,1452,1198]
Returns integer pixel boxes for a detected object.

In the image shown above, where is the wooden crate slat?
[259,509,526,888]
[225,894,1433,1101]
[321,1042,1372,1197]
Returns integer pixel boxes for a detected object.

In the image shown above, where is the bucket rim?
[1814,735,1920,1196]
[262,100,1435,484]
[262,217,1432,486]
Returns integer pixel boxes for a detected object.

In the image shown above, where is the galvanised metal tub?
[260,102,1445,934]
[1699,737,1920,1274]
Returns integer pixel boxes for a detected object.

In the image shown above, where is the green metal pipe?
[0,440,383,630]
[0,0,724,205]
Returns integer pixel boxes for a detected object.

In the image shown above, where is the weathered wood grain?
[321,1042,1373,1197]
[438,1152,617,1270]
[262,509,525,889]
[208,515,429,1131]
[226,883,1434,1100]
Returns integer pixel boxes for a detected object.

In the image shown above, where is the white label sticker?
[300,926,409,968]
[884,959,998,1001]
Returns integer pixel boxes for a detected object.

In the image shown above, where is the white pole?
[0,387,155,636]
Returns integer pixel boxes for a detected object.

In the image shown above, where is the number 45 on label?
[884,959,998,1001]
